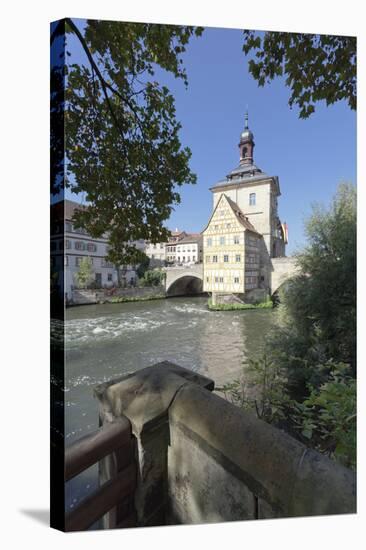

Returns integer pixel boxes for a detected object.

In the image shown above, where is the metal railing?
[65,417,136,531]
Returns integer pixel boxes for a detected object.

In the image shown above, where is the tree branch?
[64,18,127,141]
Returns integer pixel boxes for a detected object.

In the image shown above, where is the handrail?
[65,464,136,531]
[64,416,136,531]
[65,418,131,482]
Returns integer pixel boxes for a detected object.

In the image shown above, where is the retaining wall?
[95,362,356,527]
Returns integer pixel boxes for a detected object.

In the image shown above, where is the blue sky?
[64,21,356,254]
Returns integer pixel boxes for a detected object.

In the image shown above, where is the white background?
[0,1,364,548]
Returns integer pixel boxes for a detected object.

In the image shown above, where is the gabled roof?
[202,193,261,235]
[224,195,261,234]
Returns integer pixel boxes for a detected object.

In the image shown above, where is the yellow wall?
[203,195,246,293]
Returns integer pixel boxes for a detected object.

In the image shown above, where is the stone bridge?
[164,257,299,297]
[270,257,300,295]
[164,264,204,297]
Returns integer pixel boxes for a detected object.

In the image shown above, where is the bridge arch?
[166,273,203,297]
[270,257,300,296]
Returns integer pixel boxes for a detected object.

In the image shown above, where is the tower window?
[242,147,247,158]
[249,193,256,206]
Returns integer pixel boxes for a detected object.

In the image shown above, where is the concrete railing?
[94,362,356,527]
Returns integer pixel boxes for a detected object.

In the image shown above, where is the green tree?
[136,252,150,280]
[51,19,203,264]
[139,269,165,287]
[272,183,356,397]
[242,31,356,118]
[74,257,94,288]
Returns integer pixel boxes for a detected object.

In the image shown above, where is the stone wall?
[95,363,356,528]
[70,285,165,306]
[168,382,355,522]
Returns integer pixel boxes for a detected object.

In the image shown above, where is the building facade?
[175,234,203,265]
[146,230,187,266]
[51,200,143,300]
[203,114,288,297]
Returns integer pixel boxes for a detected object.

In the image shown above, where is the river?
[64,296,275,514]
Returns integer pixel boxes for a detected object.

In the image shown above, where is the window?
[192,256,196,262]
[206,276,209,282]
[188,256,190,262]
[87,243,97,252]
[224,255,229,262]
[107,273,113,282]
[65,256,68,266]
[160,244,164,249]
[65,222,72,232]
[75,256,83,267]
[234,235,240,244]
[235,254,241,262]
[75,241,85,250]
[207,238,212,247]
[215,276,219,283]
[183,256,185,262]
[212,255,218,263]
[219,277,224,283]
[234,277,239,284]
[65,239,71,249]
[226,223,231,228]
[249,193,256,206]
[220,236,225,246]
[242,146,247,158]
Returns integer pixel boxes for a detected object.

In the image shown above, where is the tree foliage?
[242,31,356,118]
[275,183,356,395]
[51,19,203,264]
[74,257,94,288]
[139,269,166,287]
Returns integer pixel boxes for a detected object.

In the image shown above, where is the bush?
[293,362,356,468]
[208,298,273,311]
[139,269,166,287]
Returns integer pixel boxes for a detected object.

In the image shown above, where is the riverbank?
[109,293,165,304]
[68,285,166,307]
[207,298,273,311]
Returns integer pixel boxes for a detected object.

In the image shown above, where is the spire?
[239,109,254,165]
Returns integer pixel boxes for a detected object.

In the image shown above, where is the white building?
[51,200,144,300]
[175,234,203,265]
[145,230,187,266]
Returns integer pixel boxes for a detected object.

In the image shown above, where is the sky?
[63,21,356,255]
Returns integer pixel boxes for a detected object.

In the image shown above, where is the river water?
[64,296,275,514]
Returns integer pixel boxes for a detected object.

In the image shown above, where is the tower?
[208,113,287,276]
[239,112,254,165]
